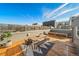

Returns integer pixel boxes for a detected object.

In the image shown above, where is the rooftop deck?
[0,30,77,56]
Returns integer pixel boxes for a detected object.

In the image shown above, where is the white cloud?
[56,17,69,22]
[72,13,79,16]
[42,7,52,20]
[46,3,68,19]
[52,7,79,19]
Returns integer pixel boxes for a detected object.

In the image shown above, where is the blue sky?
[0,3,79,25]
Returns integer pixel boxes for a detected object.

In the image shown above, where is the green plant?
[3,32,12,38]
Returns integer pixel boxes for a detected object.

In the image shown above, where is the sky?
[0,3,79,25]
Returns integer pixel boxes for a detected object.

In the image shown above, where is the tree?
[32,23,38,25]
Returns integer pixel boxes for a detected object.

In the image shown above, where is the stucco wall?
[72,16,79,55]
